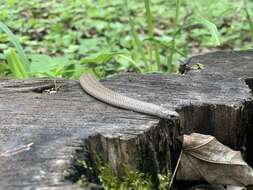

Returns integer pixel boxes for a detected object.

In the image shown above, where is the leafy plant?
[0,21,30,72]
[194,16,220,46]
[0,21,87,79]
[72,156,172,190]
[74,160,171,190]
[158,171,171,190]
[98,164,153,190]
[4,48,28,78]
[0,0,252,79]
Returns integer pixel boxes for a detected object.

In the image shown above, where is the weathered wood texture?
[0,50,252,189]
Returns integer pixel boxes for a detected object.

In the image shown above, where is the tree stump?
[0,50,252,189]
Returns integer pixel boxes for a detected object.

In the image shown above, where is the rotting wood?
[0,50,253,189]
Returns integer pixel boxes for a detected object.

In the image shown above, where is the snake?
[79,73,179,119]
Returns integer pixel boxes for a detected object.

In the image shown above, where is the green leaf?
[62,64,88,79]
[245,6,253,40]
[81,52,117,65]
[147,38,186,57]
[4,48,28,79]
[0,53,5,60]
[29,54,73,77]
[123,0,149,71]
[79,38,107,54]
[195,16,220,46]
[144,0,153,39]
[116,54,142,73]
[0,21,30,72]
[0,62,9,74]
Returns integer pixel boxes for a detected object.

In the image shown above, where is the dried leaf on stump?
[176,133,253,186]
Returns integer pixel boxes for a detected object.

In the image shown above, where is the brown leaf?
[176,133,253,186]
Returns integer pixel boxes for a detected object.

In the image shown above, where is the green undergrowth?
[1,0,253,79]
[73,159,171,190]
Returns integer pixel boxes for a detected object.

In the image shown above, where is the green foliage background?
[0,0,253,78]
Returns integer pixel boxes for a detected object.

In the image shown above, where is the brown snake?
[80,73,179,119]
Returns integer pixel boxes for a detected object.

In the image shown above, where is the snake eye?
[160,110,179,119]
[170,111,179,118]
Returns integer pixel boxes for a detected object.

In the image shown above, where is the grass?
[167,0,182,72]
[1,0,253,79]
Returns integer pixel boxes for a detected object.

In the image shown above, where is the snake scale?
[80,73,179,119]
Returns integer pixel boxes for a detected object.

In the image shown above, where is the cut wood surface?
[0,50,252,189]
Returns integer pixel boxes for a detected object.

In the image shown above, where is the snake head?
[160,109,179,119]
[168,110,180,118]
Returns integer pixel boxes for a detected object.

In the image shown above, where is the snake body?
[80,73,179,119]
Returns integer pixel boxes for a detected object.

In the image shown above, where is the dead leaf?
[176,133,253,186]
